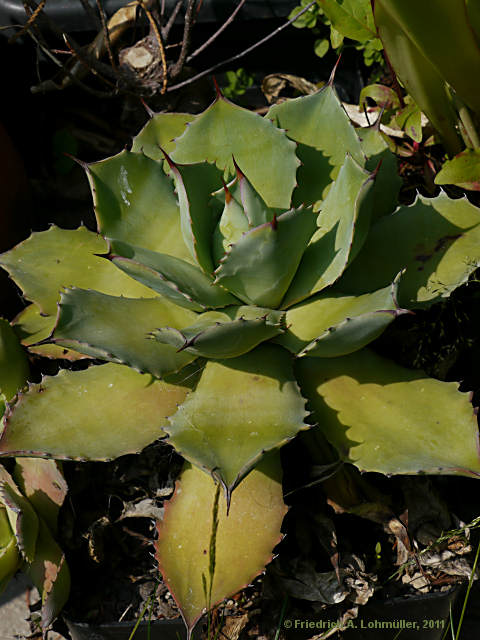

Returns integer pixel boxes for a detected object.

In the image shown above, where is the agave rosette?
[1,82,480,633]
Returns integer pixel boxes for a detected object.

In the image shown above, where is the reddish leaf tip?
[212,76,223,99]
[328,54,342,86]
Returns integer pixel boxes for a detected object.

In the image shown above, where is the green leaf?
[152,306,285,359]
[267,84,365,209]
[317,0,377,42]
[13,459,67,536]
[297,349,480,477]
[0,507,19,594]
[435,150,480,191]
[314,38,330,58]
[12,305,87,361]
[374,0,463,154]
[394,103,423,143]
[357,125,402,221]
[338,191,480,307]
[236,165,273,227]
[0,319,29,401]
[288,3,318,29]
[215,207,317,308]
[212,184,250,264]
[131,112,196,160]
[277,278,405,357]
[53,289,197,378]
[375,0,480,116]
[359,84,401,111]
[156,455,286,634]
[0,466,38,563]
[168,161,223,273]
[171,96,299,209]
[0,363,193,460]
[165,344,308,497]
[109,241,238,312]
[282,155,373,307]
[0,226,154,316]
[87,149,193,261]
[26,519,70,631]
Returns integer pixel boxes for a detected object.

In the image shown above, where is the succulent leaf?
[165,344,308,497]
[0,363,193,460]
[357,125,402,221]
[109,241,238,312]
[277,278,406,357]
[168,160,223,273]
[132,112,196,160]
[0,226,153,316]
[0,466,39,563]
[13,459,67,536]
[53,289,197,378]
[152,306,285,359]
[236,164,274,227]
[0,318,29,402]
[267,84,364,208]
[297,349,480,477]
[212,182,250,264]
[171,95,299,209]
[0,506,20,593]
[26,518,70,631]
[12,305,87,361]
[215,207,317,308]
[156,454,286,634]
[338,191,480,307]
[87,149,193,260]
[282,155,374,307]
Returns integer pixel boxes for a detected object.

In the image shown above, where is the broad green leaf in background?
[297,349,480,477]
[171,95,299,209]
[375,0,480,116]
[317,0,377,42]
[87,150,193,260]
[0,363,193,460]
[374,0,465,154]
[156,454,286,634]
[53,289,197,378]
[132,112,196,160]
[0,226,153,316]
[338,191,480,307]
[165,344,308,498]
[267,84,364,208]
[435,150,480,191]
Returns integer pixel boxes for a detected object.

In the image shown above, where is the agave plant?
[1,80,480,635]
[0,319,69,634]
